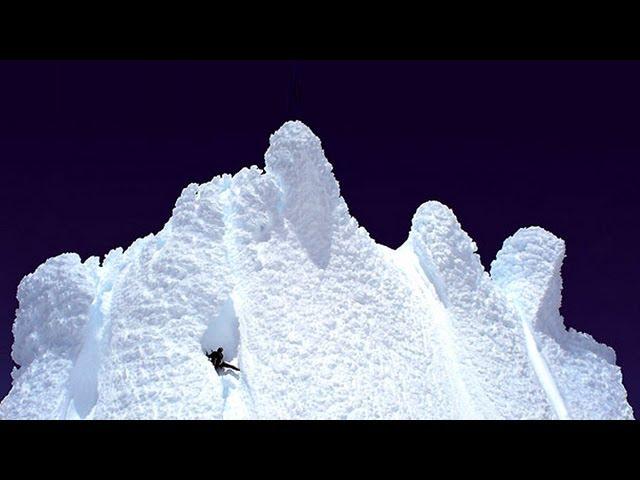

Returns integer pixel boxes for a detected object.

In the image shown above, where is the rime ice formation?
[0,121,633,420]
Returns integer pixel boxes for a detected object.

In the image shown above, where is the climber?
[206,347,240,373]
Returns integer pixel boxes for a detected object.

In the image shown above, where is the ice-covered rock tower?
[0,121,633,419]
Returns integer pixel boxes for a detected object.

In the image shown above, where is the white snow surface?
[0,121,633,419]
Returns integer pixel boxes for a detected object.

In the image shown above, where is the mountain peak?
[0,126,632,420]
[269,120,319,147]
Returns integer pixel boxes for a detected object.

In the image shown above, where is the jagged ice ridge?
[0,121,633,419]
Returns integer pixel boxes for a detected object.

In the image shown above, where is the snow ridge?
[491,228,633,419]
[0,121,633,419]
[409,201,555,419]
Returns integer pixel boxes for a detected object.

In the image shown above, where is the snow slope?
[0,121,633,419]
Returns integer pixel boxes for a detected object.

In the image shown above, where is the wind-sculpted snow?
[264,121,339,269]
[1,254,98,419]
[409,202,555,419]
[491,228,633,419]
[94,179,236,419]
[0,121,633,419]
[226,124,446,418]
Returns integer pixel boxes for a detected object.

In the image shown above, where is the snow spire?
[491,227,566,339]
[264,121,340,268]
[264,121,339,200]
[408,201,483,306]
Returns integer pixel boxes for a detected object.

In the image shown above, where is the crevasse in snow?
[0,121,633,419]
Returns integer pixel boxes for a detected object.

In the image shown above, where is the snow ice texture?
[0,121,633,419]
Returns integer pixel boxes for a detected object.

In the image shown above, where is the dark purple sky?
[1,61,638,415]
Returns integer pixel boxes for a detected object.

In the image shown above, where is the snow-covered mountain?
[0,121,633,419]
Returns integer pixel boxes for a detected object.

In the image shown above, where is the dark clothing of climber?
[206,347,240,372]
